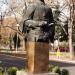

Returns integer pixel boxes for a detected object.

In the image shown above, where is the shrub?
[0,61,2,67]
[0,67,4,75]
[7,67,18,75]
[59,41,69,52]
[52,66,61,75]
[0,72,3,75]
[61,69,69,75]
[0,67,4,73]
[48,65,55,72]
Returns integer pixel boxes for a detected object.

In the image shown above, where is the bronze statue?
[20,0,55,43]
[19,0,55,73]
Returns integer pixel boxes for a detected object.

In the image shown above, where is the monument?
[20,0,55,74]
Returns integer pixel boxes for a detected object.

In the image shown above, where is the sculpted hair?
[40,0,45,3]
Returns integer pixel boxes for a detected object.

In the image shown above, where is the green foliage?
[48,65,55,72]
[0,72,3,75]
[0,61,2,67]
[59,41,68,48]
[53,4,68,41]
[59,41,69,52]
[61,69,69,75]
[60,21,68,41]
[0,67,4,73]
[73,34,75,42]
[52,66,61,75]
[7,67,18,75]
[0,67,4,75]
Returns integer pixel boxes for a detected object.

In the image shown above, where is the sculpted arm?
[24,20,48,27]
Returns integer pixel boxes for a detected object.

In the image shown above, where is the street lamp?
[16,24,19,53]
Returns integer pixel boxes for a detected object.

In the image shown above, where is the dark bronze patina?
[20,0,55,43]
[19,0,55,73]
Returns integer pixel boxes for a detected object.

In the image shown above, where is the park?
[0,0,75,75]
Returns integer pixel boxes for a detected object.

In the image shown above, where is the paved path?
[49,53,75,75]
[0,54,75,75]
[50,60,75,75]
[0,54,26,69]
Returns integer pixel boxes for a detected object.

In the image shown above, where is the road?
[50,60,75,75]
[0,54,75,75]
[0,54,27,69]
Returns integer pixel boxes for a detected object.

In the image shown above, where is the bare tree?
[0,0,25,50]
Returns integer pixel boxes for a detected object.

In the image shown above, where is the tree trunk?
[68,0,74,59]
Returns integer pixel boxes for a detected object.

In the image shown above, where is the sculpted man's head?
[30,0,44,2]
[40,0,44,2]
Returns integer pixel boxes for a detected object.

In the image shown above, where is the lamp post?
[16,24,19,53]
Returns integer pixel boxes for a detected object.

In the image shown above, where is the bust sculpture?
[20,0,55,43]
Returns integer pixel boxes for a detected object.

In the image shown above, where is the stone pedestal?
[26,42,49,73]
[17,71,59,75]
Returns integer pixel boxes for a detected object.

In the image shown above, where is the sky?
[0,0,10,14]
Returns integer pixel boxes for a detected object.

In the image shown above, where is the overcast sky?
[0,0,69,21]
[0,0,10,13]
